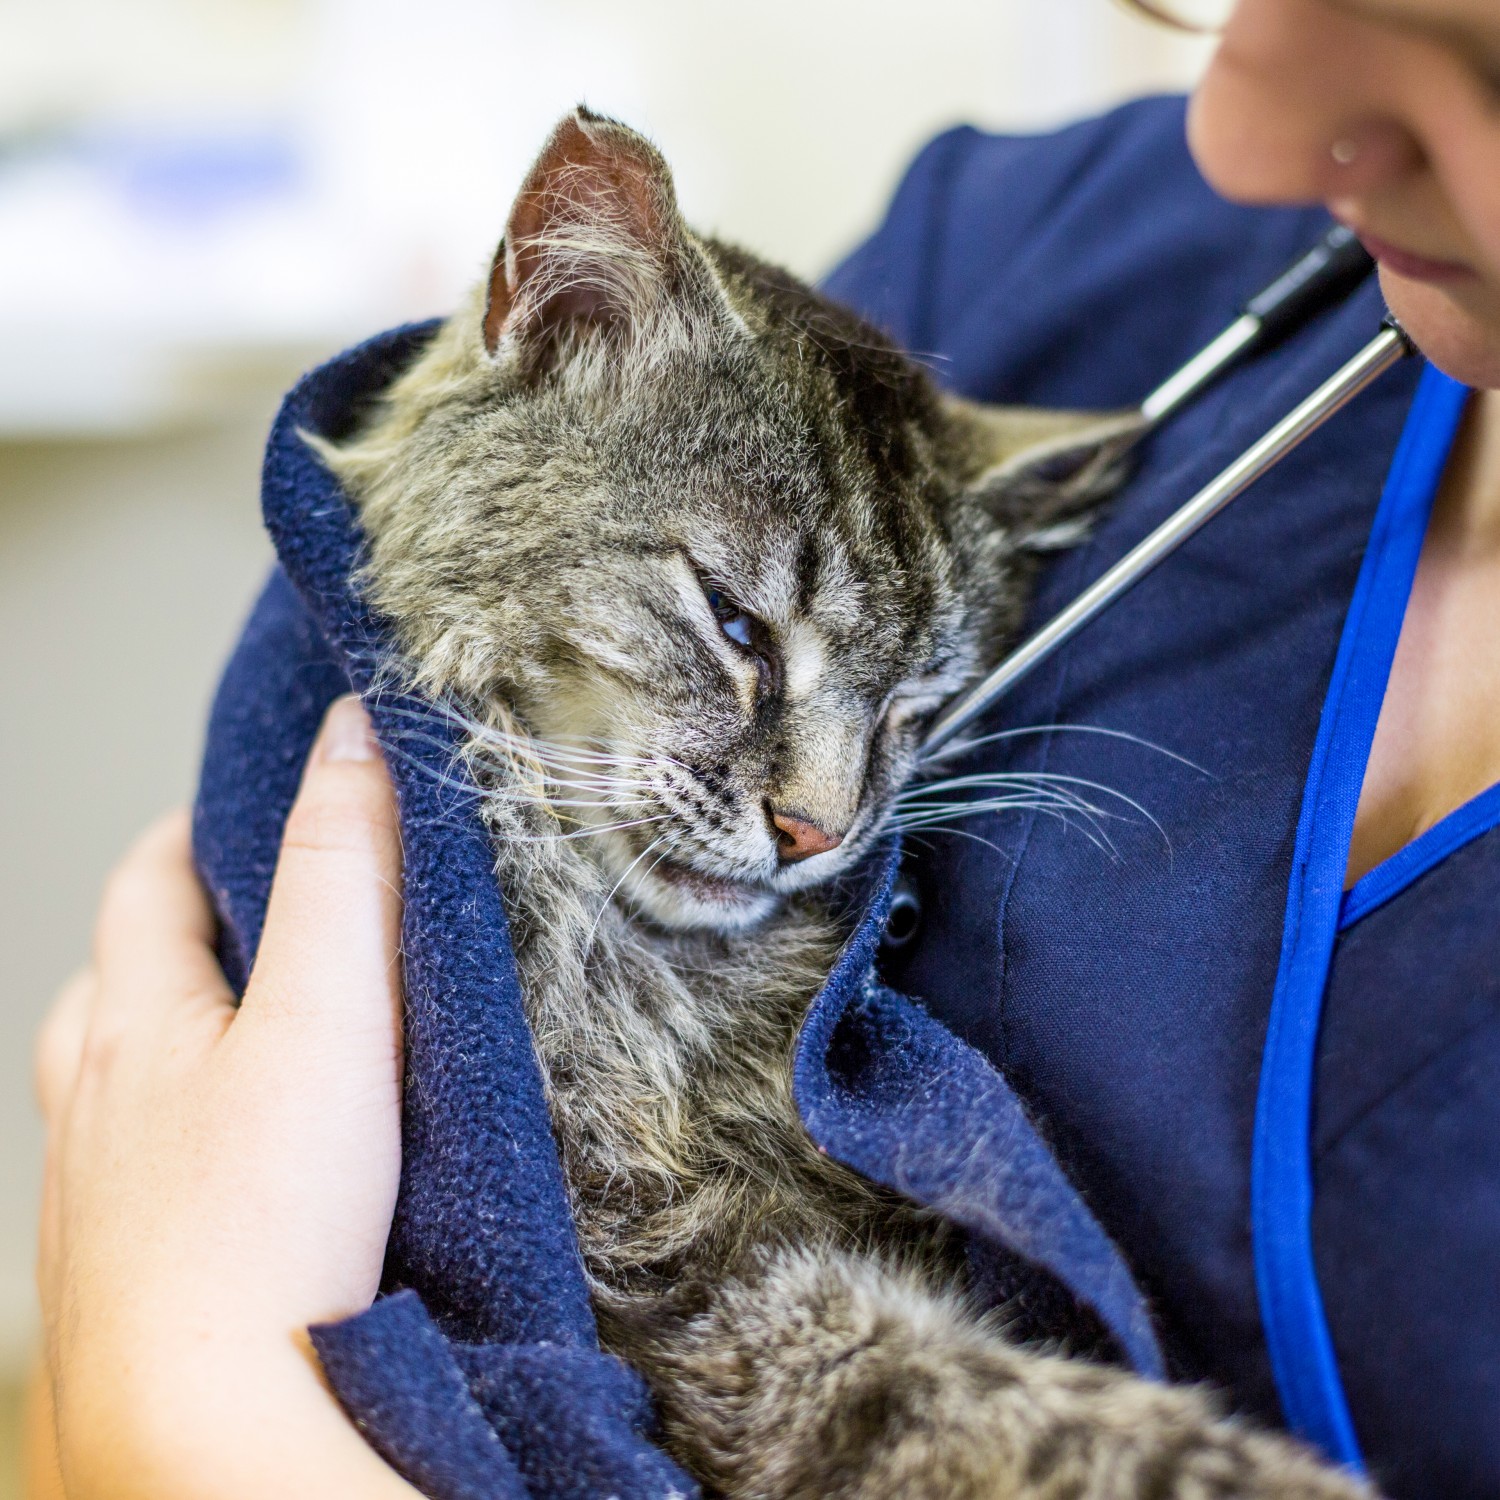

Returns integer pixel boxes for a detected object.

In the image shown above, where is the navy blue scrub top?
[825,97,1499,1500]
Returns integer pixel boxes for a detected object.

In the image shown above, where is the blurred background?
[0,0,1210,1487]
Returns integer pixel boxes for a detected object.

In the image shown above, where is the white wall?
[0,0,1211,433]
[301,0,1214,292]
[0,0,1213,1384]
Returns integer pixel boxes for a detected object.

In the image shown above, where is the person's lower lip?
[1357,232,1476,286]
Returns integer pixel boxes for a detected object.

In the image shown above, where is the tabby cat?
[317,108,1374,1500]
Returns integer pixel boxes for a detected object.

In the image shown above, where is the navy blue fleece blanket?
[192,321,1164,1499]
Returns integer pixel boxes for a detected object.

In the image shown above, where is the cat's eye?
[705,586,755,649]
[699,579,780,692]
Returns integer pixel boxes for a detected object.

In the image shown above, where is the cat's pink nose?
[770,810,844,864]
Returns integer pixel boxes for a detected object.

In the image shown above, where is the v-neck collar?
[1340,779,1500,929]
[1251,363,1471,1465]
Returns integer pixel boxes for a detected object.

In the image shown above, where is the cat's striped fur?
[317,108,1375,1500]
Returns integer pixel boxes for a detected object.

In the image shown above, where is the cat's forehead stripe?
[794,531,821,614]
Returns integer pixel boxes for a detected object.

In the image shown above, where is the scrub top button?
[882,874,922,952]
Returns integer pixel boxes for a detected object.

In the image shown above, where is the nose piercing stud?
[1331,139,1360,166]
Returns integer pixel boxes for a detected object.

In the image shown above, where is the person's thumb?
[243,695,404,1041]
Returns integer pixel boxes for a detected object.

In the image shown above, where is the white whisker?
[923,720,1206,774]
[896,824,1008,858]
[506,814,672,846]
[894,802,1120,859]
[895,761,1170,856]
[586,831,671,953]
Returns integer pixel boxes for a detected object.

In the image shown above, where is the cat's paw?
[640,1242,1379,1500]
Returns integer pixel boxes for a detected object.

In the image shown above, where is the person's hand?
[30,695,420,1500]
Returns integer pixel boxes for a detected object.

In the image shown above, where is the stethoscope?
[920,224,1409,761]
[882,225,1407,950]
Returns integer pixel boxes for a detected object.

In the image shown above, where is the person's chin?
[1380,268,1500,391]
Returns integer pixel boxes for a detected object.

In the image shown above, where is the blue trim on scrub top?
[1252,363,1470,1466]
[1340,778,1500,931]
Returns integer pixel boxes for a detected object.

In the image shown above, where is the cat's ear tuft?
[948,400,1144,549]
[483,107,684,367]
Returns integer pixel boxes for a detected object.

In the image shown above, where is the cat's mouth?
[653,856,762,906]
[618,848,780,933]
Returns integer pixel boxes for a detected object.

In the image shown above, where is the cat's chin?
[627,856,781,934]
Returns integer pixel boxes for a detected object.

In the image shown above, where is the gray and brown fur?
[317,108,1375,1500]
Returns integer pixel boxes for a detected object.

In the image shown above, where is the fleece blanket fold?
[193,321,1163,1499]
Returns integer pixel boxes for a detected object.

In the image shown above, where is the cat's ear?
[948,400,1144,551]
[483,107,685,370]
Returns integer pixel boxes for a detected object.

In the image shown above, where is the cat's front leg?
[642,1244,1376,1500]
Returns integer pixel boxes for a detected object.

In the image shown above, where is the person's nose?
[1186,0,1423,207]
[768,807,845,864]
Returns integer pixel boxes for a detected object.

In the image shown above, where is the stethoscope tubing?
[1139,225,1376,431]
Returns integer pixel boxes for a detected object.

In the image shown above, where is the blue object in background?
[108,129,301,222]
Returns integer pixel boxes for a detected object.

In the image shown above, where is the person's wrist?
[58,1327,416,1500]
[57,1324,291,1500]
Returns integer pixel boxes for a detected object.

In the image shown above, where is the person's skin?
[1184,0,1500,880]
[27,696,419,1500]
[28,4,1500,1496]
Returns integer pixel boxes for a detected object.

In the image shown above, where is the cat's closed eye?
[883,681,952,731]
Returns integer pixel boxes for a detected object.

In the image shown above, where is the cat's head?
[327,108,1129,933]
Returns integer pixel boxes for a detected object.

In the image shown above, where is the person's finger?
[89,809,233,1032]
[245,695,404,1037]
[33,970,94,1126]
[34,1138,61,1357]
[33,981,79,1328]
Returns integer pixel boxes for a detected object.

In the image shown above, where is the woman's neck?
[1345,382,1500,885]
[1440,387,1500,549]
